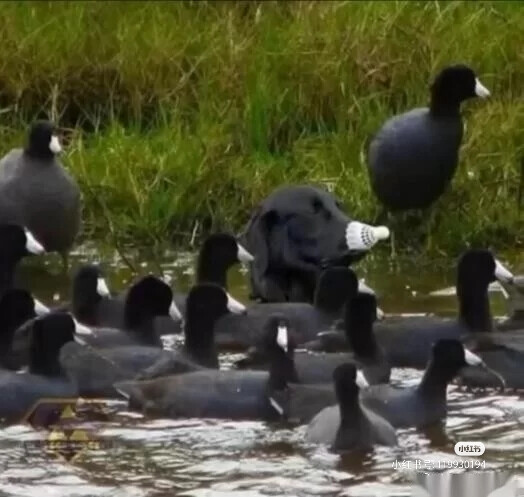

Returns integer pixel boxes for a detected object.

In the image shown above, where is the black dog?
[240,185,389,303]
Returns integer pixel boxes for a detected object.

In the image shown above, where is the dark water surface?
[1,245,524,496]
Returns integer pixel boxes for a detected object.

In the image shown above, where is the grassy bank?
[0,1,522,254]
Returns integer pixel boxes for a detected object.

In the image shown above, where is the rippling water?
[1,245,524,496]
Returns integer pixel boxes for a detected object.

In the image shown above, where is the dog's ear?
[241,207,280,301]
[244,207,277,279]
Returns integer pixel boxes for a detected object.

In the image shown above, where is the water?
[2,245,524,496]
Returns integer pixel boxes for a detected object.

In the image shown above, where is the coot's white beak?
[277,325,288,352]
[227,293,246,314]
[494,259,514,284]
[33,299,50,316]
[97,278,111,297]
[49,135,62,154]
[73,318,93,336]
[356,370,369,389]
[237,243,254,263]
[474,78,490,98]
[464,348,484,367]
[24,229,45,254]
[169,300,182,320]
[358,279,375,295]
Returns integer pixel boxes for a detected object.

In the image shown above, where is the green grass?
[0,1,522,254]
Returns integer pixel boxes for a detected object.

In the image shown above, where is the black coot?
[359,340,497,428]
[0,121,81,256]
[173,233,253,315]
[306,363,397,451]
[0,312,78,423]
[373,250,513,369]
[236,292,390,385]
[367,65,490,211]
[114,315,298,421]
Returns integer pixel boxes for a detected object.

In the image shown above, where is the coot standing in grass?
[0,121,81,266]
[368,64,490,211]
[367,65,490,251]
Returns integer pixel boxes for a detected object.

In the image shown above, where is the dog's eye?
[312,198,323,213]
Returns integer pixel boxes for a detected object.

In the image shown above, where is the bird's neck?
[429,99,462,118]
[72,293,101,323]
[417,362,452,398]
[347,321,378,359]
[457,286,493,332]
[123,311,161,346]
[184,321,217,367]
[339,399,364,426]
[196,252,228,287]
[24,147,54,161]
[314,287,343,314]
[29,346,64,377]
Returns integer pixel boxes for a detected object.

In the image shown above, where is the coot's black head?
[431,339,483,374]
[457,249,513,292]
[25,120,62,159]
[124,275,173,329]
[430,64,490,113]
[196,233,253,287]
[200,233,253,268]
[29,312,76,376]
[0,224,45,263]
[314,267,359,314]
[0,289,36,346]
[73,262,109,300]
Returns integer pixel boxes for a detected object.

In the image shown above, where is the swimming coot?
[236,292,390,385]
[373,250,513,369]
[359,340,497,428]
[306,363,397,451]
[114,315,298,421]
[173,233,253,315]
[78,275,182,348]
[0,312,78,423]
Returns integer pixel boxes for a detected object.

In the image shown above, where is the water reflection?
[1,245,524,496]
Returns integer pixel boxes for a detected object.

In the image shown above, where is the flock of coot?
[0,63,522,454]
